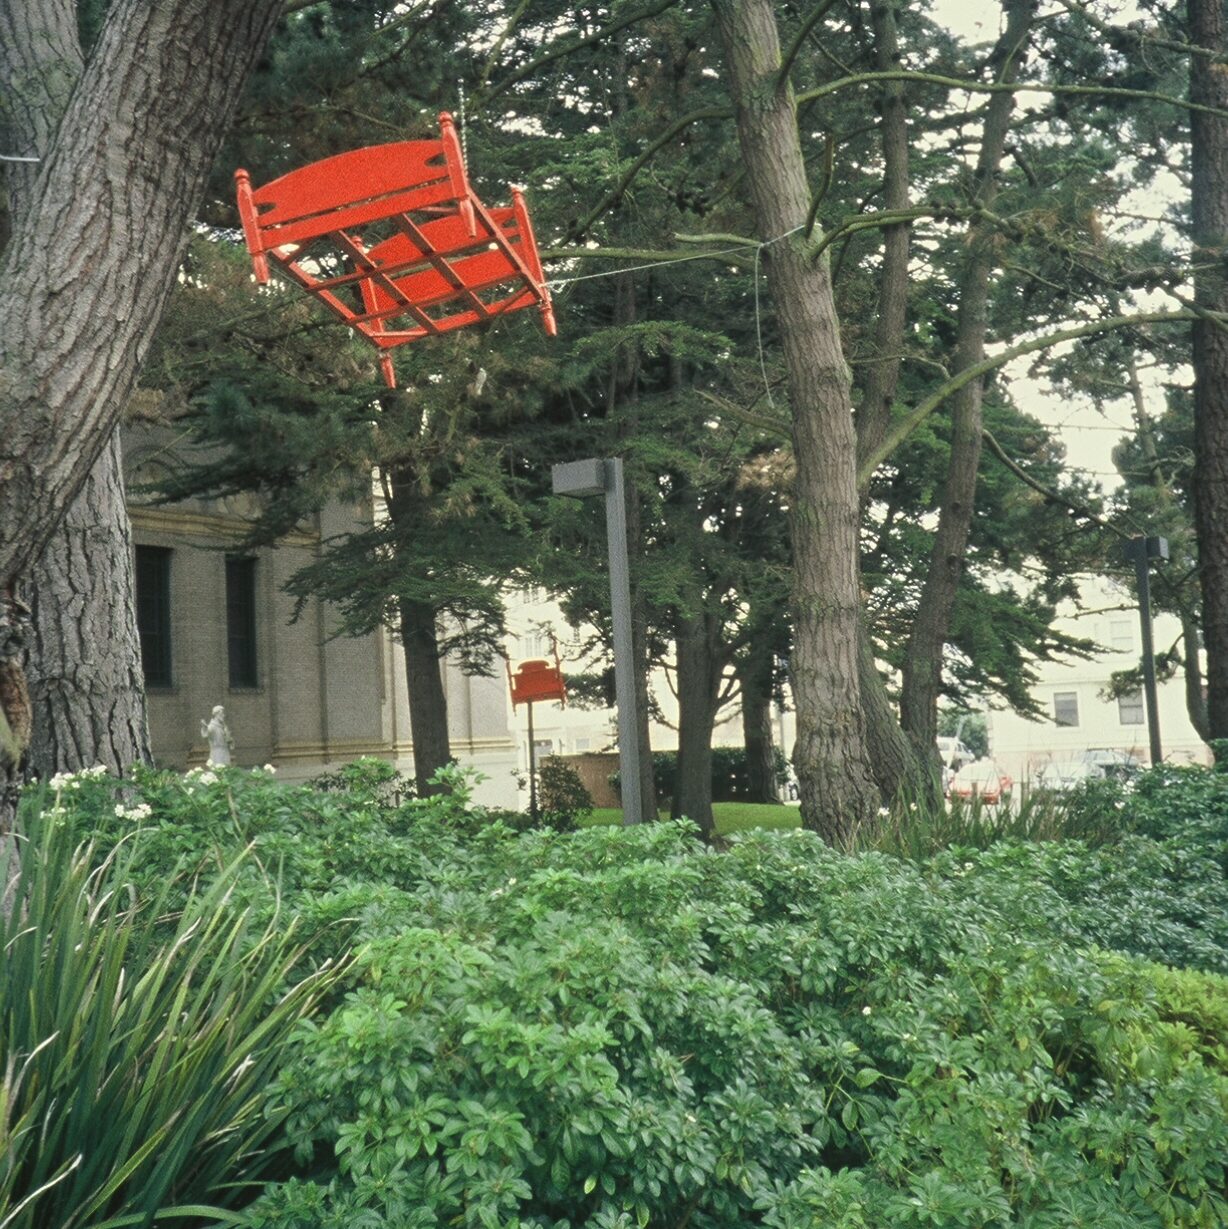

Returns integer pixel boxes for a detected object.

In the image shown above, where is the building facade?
[124,429,520,805]
[985,577,1210,784]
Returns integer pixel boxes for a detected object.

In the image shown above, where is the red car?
[948,759,1013,804]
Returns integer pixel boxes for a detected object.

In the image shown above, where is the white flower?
[115,802,153,821]
[862,1006,872,1016]
[261,763,277,774]
[963,861,974,871]
[198,771,218,786]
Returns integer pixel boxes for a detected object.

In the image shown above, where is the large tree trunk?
[0,0,285,801]
[398,598,454,796]
[1126,354,1210,746]
[671,607,722,838]
[713,0,878,842]
[854,0,938,805]
[899,0,1035,760]
[2,0,150,800]
[736,646,780,804]
[26,434,151,780]
[1189,0,1228,745]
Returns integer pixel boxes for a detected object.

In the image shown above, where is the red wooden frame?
[508,658,567,708]
[234,113,555,387]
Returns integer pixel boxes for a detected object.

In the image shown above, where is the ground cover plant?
[18,761,1228,1228]
[0,784,340,1229]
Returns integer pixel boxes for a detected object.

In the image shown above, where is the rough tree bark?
[735,643,780,804]
[1126,354,1210,743]
[0,0,285,812]
[397,597,455,797]
[1189,0,1228,747]
[712,0,879,841]
[26,434,150,781]
[855,0,938,804]
[671,604,723,838]
[2,0,151,792]
[899,0,1036,760]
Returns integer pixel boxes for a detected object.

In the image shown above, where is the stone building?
[123,429,520,806]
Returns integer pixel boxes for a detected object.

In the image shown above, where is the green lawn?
[585,802,801,833]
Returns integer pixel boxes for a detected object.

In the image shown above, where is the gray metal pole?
[603,458,645,825]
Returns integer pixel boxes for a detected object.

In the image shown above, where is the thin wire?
[0,153,39,162]
[754,241,773,407]
[546,224,803,291]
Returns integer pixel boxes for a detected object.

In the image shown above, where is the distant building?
[986,576,1210,784]
[123,427,519,805]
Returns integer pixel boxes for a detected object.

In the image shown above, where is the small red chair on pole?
[234,113,555,388]
[508,656,567,820]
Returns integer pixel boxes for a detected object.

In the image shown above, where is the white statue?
[200,705,234,766]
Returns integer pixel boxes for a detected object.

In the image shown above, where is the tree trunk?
[672,607,722,838]
[713,0,878,842]
[398,598,453,796]
[736,648,779,804]
[0,0,285,796]
[1181,609,1211,743]
[1189,0,1228,744]
[899,0,1035,760]
[26,433,151,780]
[853,0,937,805]
[1126,353,1210,746]
[3,0,150,797]
[859,618,940,804]
[856,0,912,470]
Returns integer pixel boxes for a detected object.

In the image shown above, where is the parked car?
[948,758,1013,804]
[1079,748,1142,782]
[1034,759,1104,793]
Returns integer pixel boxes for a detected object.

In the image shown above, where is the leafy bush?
[0,791,340,1229]
[23,762,1228,1229]
[537,757,593,829]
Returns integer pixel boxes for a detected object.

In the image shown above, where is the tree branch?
[477,0,680,109]
[565,105,730,241]
[856,310,1198,489]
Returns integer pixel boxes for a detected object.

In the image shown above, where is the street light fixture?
[551,457,645,824]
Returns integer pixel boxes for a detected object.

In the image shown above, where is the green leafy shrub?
[536,757,593,829]
[24,763,1228,1229]
[0,793,341,1229]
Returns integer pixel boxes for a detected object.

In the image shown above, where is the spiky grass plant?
[0,800,339,1229]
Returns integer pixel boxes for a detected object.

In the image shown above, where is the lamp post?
[1122,535,1169,766]
[551,457,645,825]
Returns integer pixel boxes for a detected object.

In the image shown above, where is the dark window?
[1053,691,1079,728]
[135,546,173,687]
[226,556,259,688]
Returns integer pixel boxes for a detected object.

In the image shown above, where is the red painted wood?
[510,659,567,707]
[233,113,555,387]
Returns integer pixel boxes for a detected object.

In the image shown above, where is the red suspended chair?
[234,112,556,387]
